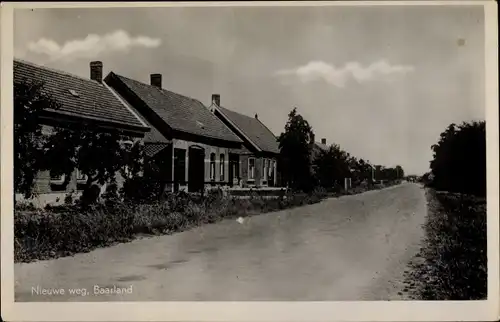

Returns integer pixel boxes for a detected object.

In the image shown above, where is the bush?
[14,189,328,263]
[120,176,164,203]
[102,182,120,207]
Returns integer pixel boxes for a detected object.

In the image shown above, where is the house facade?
[14,59,150,206]
[104,72,244,193]
[208,95,281,188]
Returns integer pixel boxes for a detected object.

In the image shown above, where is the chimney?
[212,94,220,106]
[90,61,103,83]
[150,74,162,88]
[321,138,326,145]
[309,133,316,152]
[255,113,258,119]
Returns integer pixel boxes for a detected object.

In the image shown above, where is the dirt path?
[15,183,428,301]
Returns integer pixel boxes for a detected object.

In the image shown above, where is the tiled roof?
[110,74,242,143]
[216,106,280,154]
[144,143,170,157]
[315,142,329,152]
[111,89,170,144]
[13,59,148,131]
[139,114,170,143]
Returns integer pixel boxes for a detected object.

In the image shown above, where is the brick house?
[13,59,150,206]
[103,72,243,193]
[208,95,281,188]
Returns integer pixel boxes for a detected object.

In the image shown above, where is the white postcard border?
[1,2,498,321]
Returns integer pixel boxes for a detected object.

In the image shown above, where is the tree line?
[422,121,486,197]
[277,107,405,192]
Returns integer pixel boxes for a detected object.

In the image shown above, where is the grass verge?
[15,189,326,263]
[402,189,487,300]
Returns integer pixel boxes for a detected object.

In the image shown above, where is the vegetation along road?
[15,183,427,301]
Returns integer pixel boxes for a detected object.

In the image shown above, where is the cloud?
[26,30,161,62]
[275,60,415,88]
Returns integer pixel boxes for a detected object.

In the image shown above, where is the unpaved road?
[15,183,428,301]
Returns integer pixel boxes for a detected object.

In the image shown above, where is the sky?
[13,5,486,175]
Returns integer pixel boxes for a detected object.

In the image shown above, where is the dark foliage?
[429,121,486,197]
[313,144,351,189]
[14,78,145,205]
[14,79,60,198]
[120,176,165,204]
[277,108,315,192]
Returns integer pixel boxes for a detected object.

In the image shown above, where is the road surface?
[15,183,428,301]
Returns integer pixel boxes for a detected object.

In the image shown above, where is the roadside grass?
[14,180,403,264]
[15,189,327,263]
[403,189,487,300]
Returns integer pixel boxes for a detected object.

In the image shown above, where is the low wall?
[227,187,289,197]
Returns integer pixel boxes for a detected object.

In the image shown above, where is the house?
[311,136,330,159]
[13,59,150,206]
[310,135,329,174]
[310,136,353,190]
[208,95,281,188]
[310,135,330,168]
[103,72,244,193]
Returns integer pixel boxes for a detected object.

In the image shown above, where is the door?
[188,146,205,193]
[173,148,186,192]
[228,154,239,187]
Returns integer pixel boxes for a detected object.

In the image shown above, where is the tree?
[14,79,60,198]
[313,144,351,190]
[277,108,314,192]
[348,157,373,185]
[121,148,171,203]
[14,78,144,205]
[429,121,486,196]
[43,123,143,205]
[395,165,405,179]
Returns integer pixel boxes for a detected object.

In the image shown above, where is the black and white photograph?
[1,1,498,321]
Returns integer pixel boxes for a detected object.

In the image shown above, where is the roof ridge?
[219,105,255,120]
[14,58,102,85]
[112,73,242,143]
[114,73,203,104]
[220,105,279,143]
[214,105,259,149]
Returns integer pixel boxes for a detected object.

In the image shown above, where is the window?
[50,173,64,181]
[268,159,274,177]
[220,154,225,181]
[262,159,268,182]
[76,169,87,182]
[248,157,255,180]
[41,126,53,136]
[50,172,65,184]
[210,153,216,181]
[262,159,267,182]
[120,140,134,150]
[123,166,131,178]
